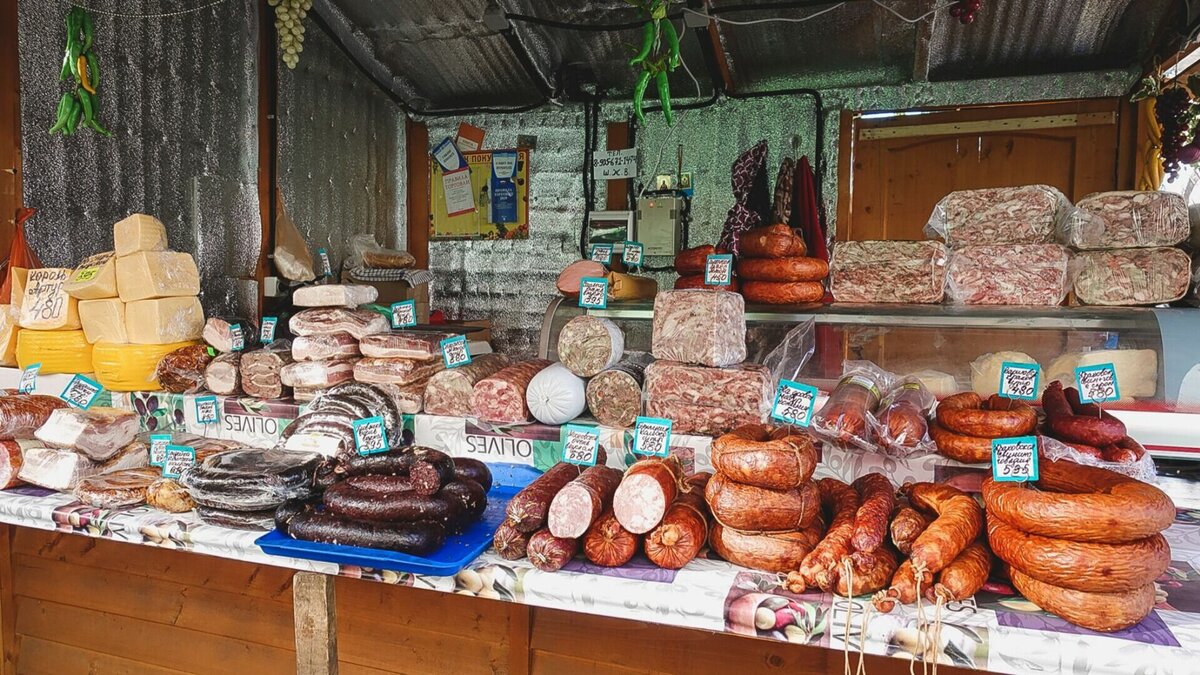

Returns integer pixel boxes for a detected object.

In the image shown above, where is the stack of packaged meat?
[180,447,325,530]
[735,224,827,304]
[355,330,453,411]
[18,406,147,492]
[925,185,1071,247]
[276,446,490,554]
[1059,191,1193,306]
[0,394,69,489]
[280,381,408,457]
[945,244,1073,305]
[829,240,947,304]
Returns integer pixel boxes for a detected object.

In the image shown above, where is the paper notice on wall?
[443,167,475,217]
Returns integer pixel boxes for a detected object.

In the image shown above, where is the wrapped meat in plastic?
[0,394,68,440]
[178,448,322,511]
[204,352,242,396]
[292,386,321,403]
[586,352,653,428]
[156,344,214,394]
[556,316,624,377]
[289,307,389,339]
[945,244,1072,306]
[925,185,1068,247]
[146,478,194,512]
[34,407,140,461]
[651,290,746,367]
[292,332,360,361]
[470,359,553,424]
[526,363,587,425]
[195,505,277,531]
[280,359,356,389]
[424,353,513,416]
[241,339,294,399]
[870,378,936,457]
[202,317,258,353]
[1062,191,1189,250]
[556,260,607,296]
[74,467,161,508]
[812,361,893,452]
[0,439,32,489]
[1073,248,1191,306]
[359,331,454,360]
[371,380,428,415]
[18,440,148,491]
[644,361,772,437]
[293,284,379,308]
[829,240,947,304]
[353,357,444,386]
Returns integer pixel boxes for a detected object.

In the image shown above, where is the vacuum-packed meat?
[292,332,360,361]
[353,357,444,386]
[202,316,258,353]
[156,344,212,394]
[470,359,553,424]
[294,284,379,308]
[204,352,242,396]
[289,308,389,339]
[830,240,947,304]
[359,331,455,360]
[179,448,322,511]
[74,467,161,508]
[644,361,771,436]
[0,395,68,440]
[525,363,586,425]
[146,478,195,512]
[280,359,356,389]
[18,440,147,491]
[424,353,513,416]
[1073,247,1191,306]
[34,407,139,461]
[1064,190,1189,250]
[925,185,1068,247]
[240,339,294,399]
[651,290,746,367]
[556,315,624,377]
[946,244,1072,305]
[585,352,652,428]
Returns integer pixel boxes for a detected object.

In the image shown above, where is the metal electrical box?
[635,196,683,256]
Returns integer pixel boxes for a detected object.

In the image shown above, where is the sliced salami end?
[614,472,672,534]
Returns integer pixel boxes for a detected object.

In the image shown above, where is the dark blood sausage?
[339,446,455,487]
[613,455,685,534]
[583,510,639,567]
[1041,381,1126,447]
[548,465,624,539]
[344,463,445,497]
[274,497,315,534]
[704,471,821,533]
[323,482,463,527]
[850,473,896,554]
[453,457,493,492]
[288,511,446,555]
[493,521,531,560]
[644,473,711,570]
[506,462,587,533]
[325,382,403,448]
[527,529,579,572]
[440,479,488,523]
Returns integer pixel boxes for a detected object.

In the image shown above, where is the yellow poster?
[430,149,529,240]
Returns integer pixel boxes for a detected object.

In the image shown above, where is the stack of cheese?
[0,268,29,367]
[67,214,203,390]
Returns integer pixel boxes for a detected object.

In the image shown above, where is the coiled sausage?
[903,482,983,575]
[1008,567,1155,633]
[935,392,1037,437]
[736,257,828,283]
[711,424,816,490]
[741,281,824,305]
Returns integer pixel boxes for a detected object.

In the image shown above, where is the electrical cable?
[682,3,846,26]
[63,0,232,18]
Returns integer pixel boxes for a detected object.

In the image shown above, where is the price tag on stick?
[704,254,733,286]
[441,335,472,369]
[1075,364,1120,405]
[162,445,197,480]
[991,435,1039,482]
[998,362,1040,401]
[353,416,388,456]
[771,380,819,427]
[578,277,609,309]
[59,375,102,409]
[17,363,39,394]
[562,425,600,466]
[633,417,672,457]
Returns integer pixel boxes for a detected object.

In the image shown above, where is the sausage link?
[797,478,859,592]
[453,457,493,492]
[836,547,898,597]
[935,392,1037,438]
[614,456,684,534]
[850,473,895,554]
[493,521,531,560]
[674,245,716,275]
[872,560,932,613]
[645,473,711,570]
[735,257,828,283]
[902,482,983,575]
[548,465,623,539]
[323,482,463,527]
[1008,567,1155,633]
[527,529,578,572]
[288,512,446,555]
[929,421,994,463]
[711,424,816,490]
[582,510,639,567]
[738,224,807,259]
[930,540,991,602]
[889,505,932,555]
[506,462,586,533]
[741,281,824,305]
[1041,381,1126,446]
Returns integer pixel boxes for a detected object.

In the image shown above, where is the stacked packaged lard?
[284,284,387,401]
[17,404,146,492]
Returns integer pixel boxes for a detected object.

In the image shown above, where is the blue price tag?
[353,415,389,456]
[1076,363,1120,404]
[17,363,39,394]
[562,424,600,466]
[704,254,734,286]
[991,436,1039,482]
[440,335,472,368]
[195,395,219,425]
[260,316,278,343]
[59,374,102,409]
[622,241,644,267]
[999,362,1040,401]
[162,445,197,479]
[229,323,245,352]
[578,277,609,309]
[633,416,672,457]
[770,380,819,427]
[317,247,331,277]
[589,244,614,264]
[391,300,418,328]
[149,433,172,467]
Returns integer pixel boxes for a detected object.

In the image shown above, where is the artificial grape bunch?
[269,0,312,69]
[49,6,111,137]
[1155,87,1197,180]
[949,0,982,24]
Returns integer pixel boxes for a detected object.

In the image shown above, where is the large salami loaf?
[925,185,1067,247]
[613,456,685,533]
[360,331,456,360]
[556,260,606,296]
[292,332,360,361]
[353,357,444,386]
[204,352,242,396]
[643,361,772,437]
[240,339,294,399]
[556,316,624,377]
[156,344,213,394]
[651,290,746,367]
[585,352,652,428]
[506,460,604,533]
[1065,191,1189,249]
[424,353,513,416]
[1073,247,1191,306]
[830,240,947,304]
[644,473,710,569]
[0,439,27,489]
[0,395,68,440]
[280,359,356,388]
[548,465,623,538]
[470,359,553,424]
[946,244,1072,305]
[289,308,389,339]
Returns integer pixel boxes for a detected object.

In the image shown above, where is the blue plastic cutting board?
[255,462,541,576]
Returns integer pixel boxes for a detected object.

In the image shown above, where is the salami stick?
[583,510,639,567]
[613,455,684,534]
[527,529,578,572]
[505,455,606,533]
[548,465,623,538]
[902,482,983,576]
[889,505,932,555]
[645,473,711,570]
[850,473,895,554]
[493,521,531,560]
[797,478,859,592]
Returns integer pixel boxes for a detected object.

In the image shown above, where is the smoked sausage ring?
[741,281,824,305]
[710,522,823,574]
[704,472,821,533]
[987,519,1168,593]
[674,245,716,275]
[929,421,994,463]
[902,482,983,575]
[982,457,1175,544]
[736,257,829,283]
[738,224,807,259]
[1041,381,1126,447]
[1007,567,1155,633]
[711,424,817,490]
[935,392,1037,438]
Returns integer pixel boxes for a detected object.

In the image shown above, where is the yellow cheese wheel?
[91,340,201,391]
[15,329,93,374]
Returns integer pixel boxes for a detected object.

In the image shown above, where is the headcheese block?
[19,268,81,330]
[115,251,200,302]
[78,298,128,344]
[10,268,28,311]
[64,252,118,300]
[125,297,204,344]
[113,214,168,256]
[0,307,16,366]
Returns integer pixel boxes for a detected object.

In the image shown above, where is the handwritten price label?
[704,254,734,286]
[59,374,102,409]
[17,363,39,394]
[317,247,331,277]
[1076,363,1120,404]
[999,362,1040,401]
[391,300,417,328]
[353,416,388,456]
[229,323,245,352]
[633,416,672,457]
[622,241,644,267]
[162,445,197,480]
[440,335,472,369]
[578,277,609,310]
[562,425,600,466]
[149,433,172,467]
[771,380,819,427]
[260,316,278,343]
[991,436,1039,482]
[195,396,219,425]
[589,244,614,264]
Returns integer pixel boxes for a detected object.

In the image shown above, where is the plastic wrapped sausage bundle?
[1060,191,1189,250]
[651,290,746,368]
[924,185,1070,247]
[241,339,293,399]
[1073,248,1191,306]
[17,440,148,491]
[74,467,161,508]
[179,448,323,511]
[811,361,894,452]
[205,352,242,396]
[945,244,1073,306]
[869,378,936,458]
[525,363,587,426]
[156,344,213,394]
[829,241,948,304]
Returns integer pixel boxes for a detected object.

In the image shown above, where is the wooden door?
[838,98,1125,241]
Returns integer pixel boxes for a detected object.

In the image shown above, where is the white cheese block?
[525,362,587,425]
[113,213,168,256]
[64,251,118,300]
[0,306,17,366]
[293,284,380,308]
[19,268,81,330]
[79,298,129,344]
[125,297,204,344]
[115,251,200,302]
[10,268,28,310]
[906,369,959,399]
[970,351,1040,398]
[1048,349,1158,400]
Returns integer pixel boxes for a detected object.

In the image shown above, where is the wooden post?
[256,0,278,316]
[293,572,338,675]
[0,0,21,256]
[406,118,430,270]
[0,526,15,675]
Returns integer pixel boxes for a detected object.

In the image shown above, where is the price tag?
[72,266,100,283]
[59,374,102,409]
[149,433,172,467]
[162,445,197,480]
[1076,363,1120,404]
[562,425,600,466]
[353,415,388,456]
[771,379,819,427]
[317,247,331,277]
[633,416,672,457]
[390,300,418,328]
[228,323,245,352]
[704,254,734,286]
[991,435,1039,482]
[589,244,614,264]
[622,241,644,267]
[194,395,219,425]
[440,335,472,369]
[998,362,1040,401]
[578,277,609,309]
[17,363,39,394]
[260,316,278,343]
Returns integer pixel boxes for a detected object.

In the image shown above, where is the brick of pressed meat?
[292,332,360,361]
[830,240,947,304]
[470,359,553,424]
[424,353,513,416]
[586,352,653,428]
[651,290,746,367]
[360,331,457,360]
[925,185,1067,247]
[1065,191,1189,250]
[643,360,772,436]
[353,357,444,386]
[945,244,1072,306]
[1074,247,1191,306]
[288,307,389,339]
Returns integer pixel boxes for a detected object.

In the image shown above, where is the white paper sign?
[443,167,475,216]
[1076,364,1120,404]
[562,425,600,466]
[991,436,1039,482]
[593,148,638,180]
[999,362,1040,401]
[771,379,819,427]
[633,417,672,457]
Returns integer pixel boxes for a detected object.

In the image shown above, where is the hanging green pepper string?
[655,71,673,127]
[633,69,652,125]
[51,6,109,137]
[629,19,656,66]
[661,20,680,70]
[627,0,680,126]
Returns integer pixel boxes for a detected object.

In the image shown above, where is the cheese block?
[970,351,1040,398]
[114,214,168,256]
[10,268,28,310]
[92,340,199,391]
[115,251,200,302]
[64,252,118,300]
[19,268,81,330]
[1047,349,1158,400]
[0,307,17,367]
[293,284,380,308]
[125,297,204,344]
[78,298,128,344]
[15,329,92,374]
